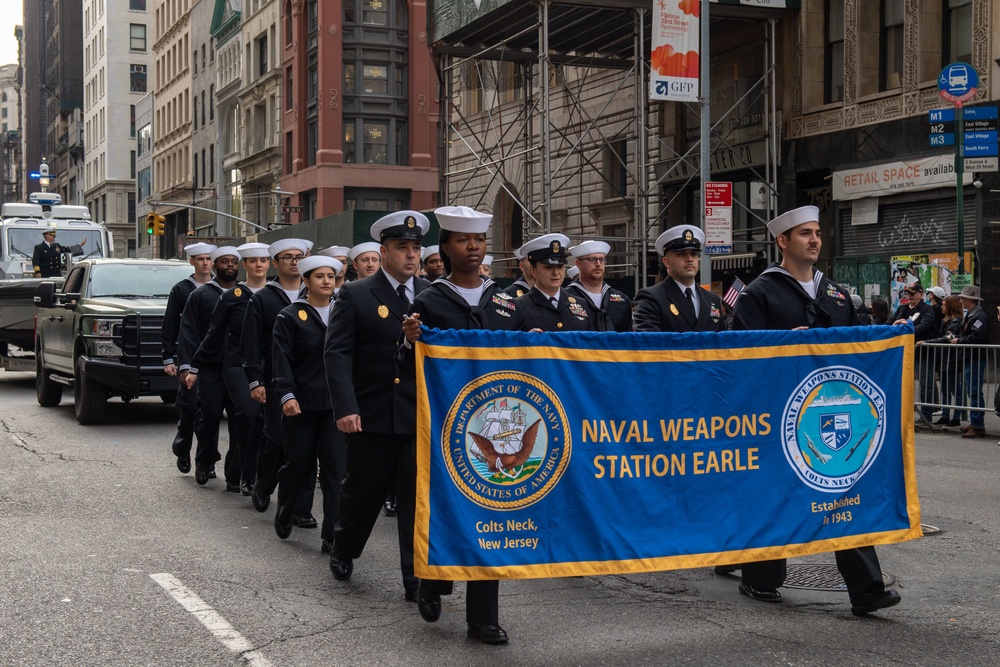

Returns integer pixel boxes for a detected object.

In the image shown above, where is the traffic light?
[145,212,165,236]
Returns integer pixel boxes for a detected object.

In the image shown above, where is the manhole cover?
[782,563,896,592]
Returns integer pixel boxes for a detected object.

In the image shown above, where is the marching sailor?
[566,240,632,332]
[515,233,592,331]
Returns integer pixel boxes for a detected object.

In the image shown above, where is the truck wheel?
[35,351,63,407]
[74,356,108,425]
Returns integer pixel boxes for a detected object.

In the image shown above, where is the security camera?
[974,179,984,189]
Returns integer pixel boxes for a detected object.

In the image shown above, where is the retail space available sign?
[704,181,732,255]
[650,0,700,102]
[832,155,973,201]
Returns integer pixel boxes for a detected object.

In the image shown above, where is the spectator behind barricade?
[852,294,872,325]
[892,281,938,423]
[919,295,965,427]
[952,285,989,438]
[869,298,890,325]
[928,286,946,335]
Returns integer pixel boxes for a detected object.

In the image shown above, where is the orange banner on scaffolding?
[650,0,700,102]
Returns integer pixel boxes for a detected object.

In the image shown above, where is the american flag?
[723,277,746,308]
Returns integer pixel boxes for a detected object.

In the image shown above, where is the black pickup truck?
[34,259,195,424]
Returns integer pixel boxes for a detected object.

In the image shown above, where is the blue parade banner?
[413,325,922,580]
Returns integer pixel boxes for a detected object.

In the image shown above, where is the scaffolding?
[432,0,787,292]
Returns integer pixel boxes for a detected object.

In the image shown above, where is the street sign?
[964,143,998,157]
[704,181,733,255]
[950,274,972,291]
[929,133,955,147]
[964,157,998,172]
[938,62,978,105]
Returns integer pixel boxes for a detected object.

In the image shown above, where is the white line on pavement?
[150,573,275,667]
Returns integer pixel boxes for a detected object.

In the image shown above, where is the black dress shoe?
[194,465,210,486]
[467,623,509,645]
[851,589,901,616]
[251,491,270,513]
[945,419,961,427]
[738,581,782,602]
[714,565,739,575]
[292,515,318,529]
[321,539,333,555]
[207,467,217,479]
[382,496,397,517]
[240,481,254,497]
[418,593,441,622]
[274,511,292,540]
[176,456,191,474]
[225,482,241,493]
[932,417,949,425]
[329,554,353,580]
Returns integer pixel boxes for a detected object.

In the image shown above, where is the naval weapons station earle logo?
[781,366,886,492]
[442,372,571,509]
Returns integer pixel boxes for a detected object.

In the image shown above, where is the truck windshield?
[7,227,107,260]
[88,263,194,298]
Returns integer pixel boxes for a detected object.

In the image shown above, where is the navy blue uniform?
[566,282,633,332]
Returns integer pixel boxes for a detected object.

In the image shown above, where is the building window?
[257,34,268,77]
[945,0,972,64]
[193,51,198,75]
[130,105,136,137]
[131,150,136,178]
[130,24,146,51]
[286,66,293,110]
[193,155,198,188]
[201,90,206,127]
[130,64,147,92]
[344,188,408,212]
[602,140,627,199]
[209,144,214,183]
[881,0,904,90]
[129,0,146,10]
[209,85,214,120]
[825,0,844,103]
[285,0,293,46]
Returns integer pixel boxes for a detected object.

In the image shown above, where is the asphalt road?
[1,368,998,666]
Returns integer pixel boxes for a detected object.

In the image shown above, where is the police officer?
[349,242,382,279]
[243,238,313,517]
[272,255,348,547]
[567,240,633,332]
[421,245,445,281]
[401,205,521,645]
[891,281,938,423]
[162,242,216,474]
[633,226,725,333]
[178,246,241,487]
[190,242,270,496]
[326,211,430,601]
[515,233,592,331]
[500,248,533,297]
[953,285,989,438]
[732,205,901,616]
[32,226,86,278]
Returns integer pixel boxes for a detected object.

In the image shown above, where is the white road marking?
[150,573,275,667]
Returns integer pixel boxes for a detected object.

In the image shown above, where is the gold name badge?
[670,304,680,316]
[234,287,242,297]
[298,309,308,321]
[378,305,389,319]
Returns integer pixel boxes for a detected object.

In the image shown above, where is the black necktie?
[397,284,409,309]
[685,287,695,316]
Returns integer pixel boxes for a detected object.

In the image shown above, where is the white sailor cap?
[237,242,270,258]
[519,233,571,265]
[370,210,430,242]
[210,245,241,262]
[767,205,819,238]
[569,240,610,259]
[567,265,580,280]
[298,255,344,277]
[482,254,494,267]
[434,205,492,234]
[43,224,58,235]
[421,245,440,262]
[183,242,217,257]
[655,225,704,255]
[349,242,382,262]
[513,247,525,261]
[318,245,351,259]
[268,238,311,258]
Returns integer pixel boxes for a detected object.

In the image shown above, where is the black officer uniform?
[500,275,530,298]
[733,241,894,612]
[177,280,239,484]
[192,282,263,493]
[567,282,633,332]
[242,279,307,512]
[401,277,523,629]
[634,279,724,333]
[272,298,347,544]
[32,236,83,277]
[162,274,204,467]
[326,220,430,599]
[517,287,592,331]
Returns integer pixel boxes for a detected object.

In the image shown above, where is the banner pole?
[700,0,712,289]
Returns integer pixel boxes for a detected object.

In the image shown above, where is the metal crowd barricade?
[913,342,1000,426]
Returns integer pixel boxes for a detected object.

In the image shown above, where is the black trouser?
[193,365,237,481]
[223,366,263,485]
[170,379,197,458]
[276,409,347,541]
[741,545,885,602]
[418,579,500,626]
[254,386,285,498]
[333,432,418,595]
